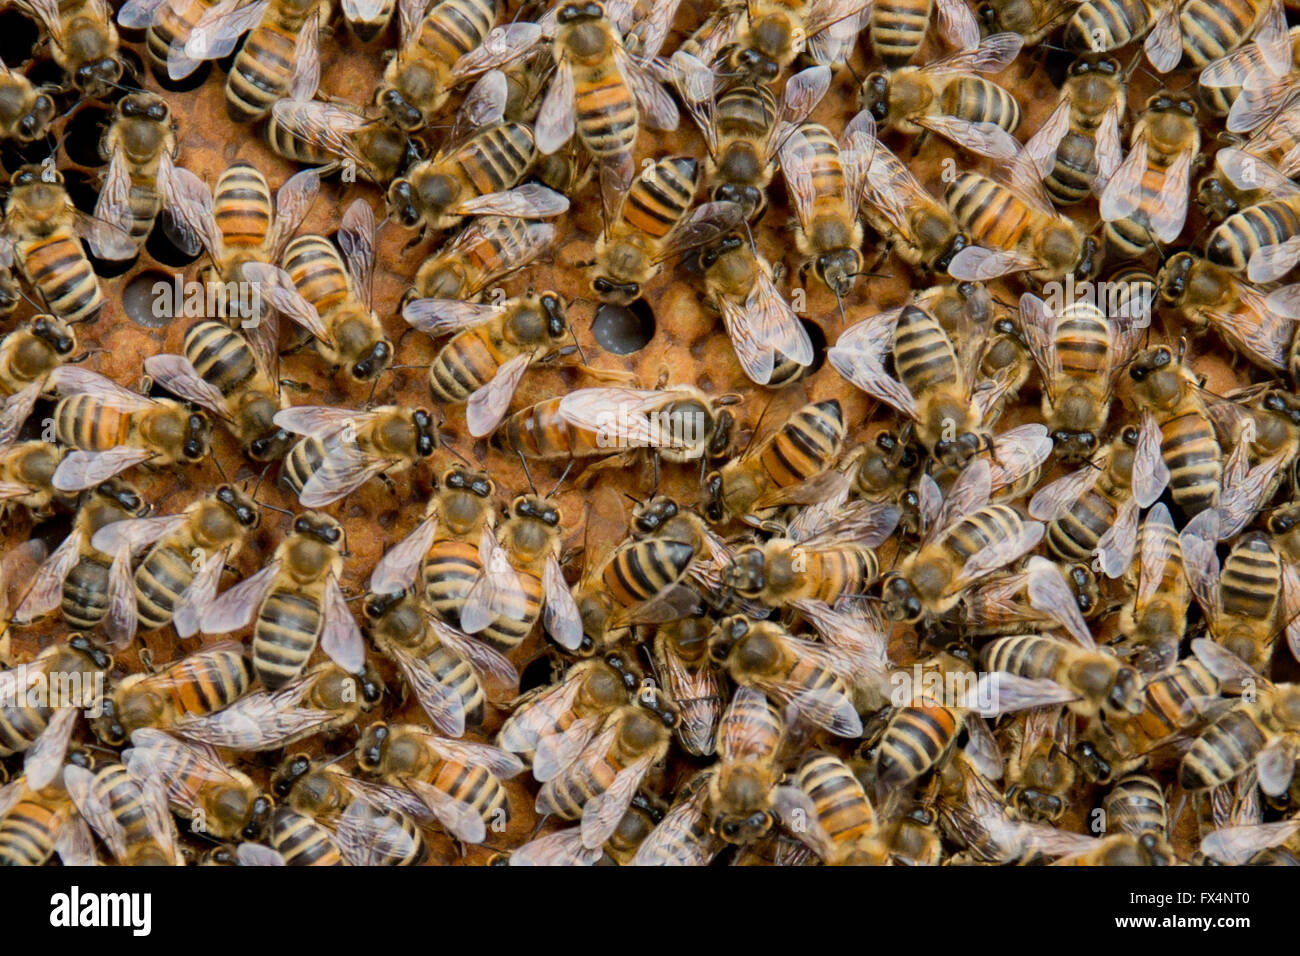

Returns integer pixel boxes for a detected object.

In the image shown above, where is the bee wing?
[1016,293,1059,393]
[1023,95,1072,180]
[535,61,576,154]
[537,725,623,810]
[369,515,438,595]
[510,827,605,865]
[433,618,519,700]
[828,309,918,419]
[287,6,321,102]
[718,686,782,765]
[614,46,678,132]
[401,297,505,338]
[102,543,139,649]
[947,245,1040,281]
[11,531,82,622]
[63,764,129,863]
[1150,151,1193,244]
[460,525,521,635]
[633,784,719,866]
[23,706,78,790]
[95,144,134,243]
[556,387,672,446]
[13,0,64,43]
[451,22,545,79]
[199,560,280,633]
[46,365,152,409]
[1212,282,1296,370]
[321,575,365,673]
[172,688,331,751]
[862,144,924,235]
[1247,237,1300,283]
[395,0,429,48]
[580,754,656,848]
[269,168,321,261]
[934,0,980,49]
[1257,736,1298,796]
[1132,409,1171,508]
[802,0,875,40]
[792,498,901,549]
[986,424,1053,493]
[531,714,604,784]
[117,0,173,27]
[655,642,722,754]
[798,599,892,695]
[272,405,370,441]
[1228,80,1293,135]
[342,0,391,24]
[956,520,1044,587]
[1143,1,1183,73]
[54,816,98,868]
[405,777,488,843]
[465,352,533,438]
[917,115,1019,160]
[385,639,468,736]
[242,262,329,342]
[172,544,231,639]
[542,553,583,651]
[1254,0,1291,76]
[1180,511,1223,627]
[1025,556,1094,649]
[1217,148,1300,195]
[185,0,269,61]
[160,166,222,260]
[125,728,242,815]
[1284,562,1300,665]
[333,801,425,867]
[51,448,156,492]
[718,299,773,385]
[974,671,1081,717]
[779,126,824,234]
[269,99,371,170]
[143,354,231,419]
[1201,820,1300,865]
[1098,136,1149,224]
[497,674,585,755]
[766,64,831,158]
[455,184,570,220]
[930,457,993,538]
[428,735,525,779]
[1092,104,1124,195]
[337,199,376,310]
[1219,449,1288,540]
[0,381,42,445]
[1094,497,1139,580]
[669,52,718,151]
[922,30,1022,76]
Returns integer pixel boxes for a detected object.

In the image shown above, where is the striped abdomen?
[14,232,100,322]
[282,436,325,497]
[227,20,301,122]
[62,554,111,627]
[939,76,1021,132]
[415,0,498,67]
[1064,0,1154,52]
[1134,659,1219,743]
[1180,0,1264,66]
[89,763,156,845]
[984,634,1064,680]
[1104,163,1179,256]
[942,504,1024,566]
[719,691,782,758]
[568,34,637,157]
[622,156,697,239]
[0,794,61,866]
[476,565,541,650]
[423,538,484,626]
[429,758,508,827]
[453,123,536,198]
[601,538,696,606]
[1046,127,1101,205]
[1206,197,1300,272]
[758,399,844,491]
[253,586,323,688]
[870,0,933,66]
[1220,535,1282,621]
[544,744,626,820]
[269,807,345,865]
[0,701,49,756]
[134,541,198,629]
[499,397,605,459]
[1055,303,1111,378]
[283,235,352,318]
[801,546,880,602]
[213,164,272,250]
[184,320,258,395]
[156,647,251,720]
[877,705,961,787]
[946,173,1035,252]
[262,111,334,166]
[1156,405,1221,516]
[795,752,876,852]
[146,0,211,75]
[894,304,960,396]
[1103,773,1167,836]
[428,325,509,402]
[422,641,486,727]
[54,395,133,450]
[1179,707,1266,790]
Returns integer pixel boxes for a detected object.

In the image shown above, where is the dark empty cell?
[25,58,66,96]
[146,212,203,268]
[0,10,38,68]
[63,104,112,167]
[118,48,145,90]
[592,299,654,355]
[152,57,212,92]
[1,132,56,174]
[765,318,826,388]
[517,653,560,696]
[122,269,176,328]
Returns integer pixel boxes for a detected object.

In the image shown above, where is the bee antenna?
[835,291,847,326]
[211,455,229,483]
[568,321,588,365]
[516,449,538,495]
[548,460,575,498]
[442,442,471,466]
[261,502,296,518]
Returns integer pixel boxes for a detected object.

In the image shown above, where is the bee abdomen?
[213,164,272,248]
[184,320,258,395]
[1180,0,1261,66]
[283,235,351,315]
[460,123,536,196]
[429,330,500,402]
[62,555,111,627]
[423,644,486,726]
[1064,0,1151,52]
[423,539,484,625]
[269,807,345,866]
[623,156,698,238]
[1219,537,1282,619]
[253,589,322,689]
[15,235,101,323]
[0,799,58,866]
[1048,488,1119,561]
[573,66,638,157]
[603,539,695,605]
[282,437,326,497]
[135,544,196,629]
[1206,200,1300,272]
[0,703,49,756]
[759,400,844,489]
[870,0,933,66]
[984,634,1061,679]
[226,26,297,122]
[1104,773,1167,836]
[1180,708,1266,790]
[877,705,959,787]
[1045,130,1099,205]
[942,77,1020,132]
[795,752,875,846]
[168,649,251,716]
[1159,408,1221,516]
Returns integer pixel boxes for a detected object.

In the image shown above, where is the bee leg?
[908,131,931,159]
[279,378,311,393]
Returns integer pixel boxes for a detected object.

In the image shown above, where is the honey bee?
[1179,638,1300,796]
[974,0,1072,46]
[184,0,326,122]
[1107,504,1189,672]
[589,156,743,304]
[88,483,261,646]
[63,758,180,865]
[275,404,436,507]
[983,633,1143,720]
[708,615,863,737]
[0,60,55,145]
[959,556,1099,647]
[944,135,1103,286]
[116,0,219,80]
[0,758,96,866]
[0,314,77,445]
[123,728,272,840]
[46,365,213,492]
[511,789,666,865]
[704,399,845,525]
[704,686,786,845]
[843,430,923,531]
[410,215,555,302]
[498,384,737,469]
[402,291,572,438]
[387,122,568,237]
[1201,151,1300,282]
[199,511,364,689]
[1041,56,1127,206]
[1016,291,1144,463]
[671,56,829,221]
[144,319,291,463]
[355,720,524,844]
[1099,651,1224,763]
[650,615,724,756]
[881,459,1046,623]
[1099,93,1200,257]
[828,304,1021,469]
[15,0,124,96]
[270,755,428,866]
[996,707,1078,823]
[778,115,872,301]
[363,589,518,737]
[160,661,383,752]
[3,165,135,323]
[535,688,678,850]
[95,93,187,256]
[1022,828,1178,865]
[871,0,980,66]
[245,199,393,385]
[267,95,424,186]
[1206,387,1300,541]
[461,490,583,652]
[861,33,1024,159]
[1103,772,1171,842]
[90,642,252,746]
[11,477,147,646]
[0,636,112,788]
[0,441,64,518]
[695,0,873,80]
[262,807,342,865]
[342,0,394,39]
[778,750,880,865]
[1129,344,1223,518]
[856,126,968,275]
[627,770,724,865]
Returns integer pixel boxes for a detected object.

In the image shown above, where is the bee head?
[378,88,423,131]
[721,545,767,598]
[632,496,678,535]
[816,248,863,299]
[541,292,569,340]
[271,753,313,799]
[241,794,274,842]
[703,470,726,523]
[67,633,112,671]
[1051,429,1098,462]
[355,722,391,773]
[96,477,146,515]
[512,494,561,527]
[444,466,493,498]
[351,338,393,382]
[182,413,211,461]
[862,73,891,122]
[31,314,75,354]
[17,91,55,142]
[294,512,344,546]
[76,57,123,95]
[557,1,603,24]
[591,274,640,305]
[412,409,436,457]
[216,484,260,529]
[706,615,750,665]
[881,573,923,622]
[712,182,765,220]
[248,425,294,462]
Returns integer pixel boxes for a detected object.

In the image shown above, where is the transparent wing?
[1132,409,1171,508]
[52,447,157,492]
[199,561,280,633]
[542,553,583,651]
[185,0,267,61]
[11,531,82,622]
[466,352,533,437]
[510,827,604,865]
[580,755,655,848]
[369,514,438,595]
[1025,556,1094,649]
[535,62,576,154]
[401,298,505,338]
[321,575,365,672]
[24,706,78,790]
[143,354,231,419]
[173,543,231,639]
[337,199,376,310]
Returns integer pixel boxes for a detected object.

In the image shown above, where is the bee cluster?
[0,0,1299,868]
